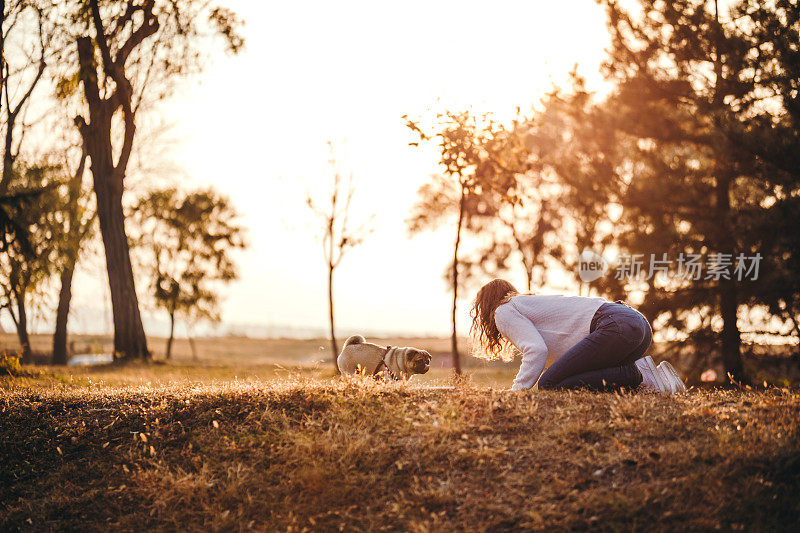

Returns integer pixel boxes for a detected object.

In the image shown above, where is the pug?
[337,335,432,380]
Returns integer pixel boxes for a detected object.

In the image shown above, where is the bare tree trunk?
[510,227,535,293]
[52,264,76,365]
[13,290,32,364]
[93,171,150,361]
[52,149,88,366]
[1,115,15,193]
[714,171,744,382]
[710,0,744,384]
[187,329,198,361]
[0,0,4,118]
[76,34,150,362]
[165,310,176,360]
[450,189,465,374]
[719,279,744,381]
[328,263,339,371]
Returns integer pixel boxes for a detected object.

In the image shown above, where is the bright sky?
[37,0,612,339]
[160,0,612,337]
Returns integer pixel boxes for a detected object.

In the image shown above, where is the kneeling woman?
[470,279,685,393]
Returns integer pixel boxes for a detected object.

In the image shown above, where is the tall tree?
[2,1,100,365]
[51,143,94,365]
[1,0,46,195]
[70,0,243,360]
[406,111,527,373]
[0,165,62,363]
[728,0,800,354]
[588,0,800,381]
[131,187,245,360]
[307,145,373,370]
[528,84,625,297]
[0,0,58,361]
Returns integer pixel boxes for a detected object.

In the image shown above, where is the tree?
[1,0,52,257]
[459,176,565,294]
[69,0,243,360]
[526,84,626,298]
[307,145,373,370]
[0,189,40,257]
[0,1,64,362]
[51,143,94,365]
[0,165,62,363]
[405,110,528,373]
[586,0,800,381]
[728,0,800,357]
[3,1,103,366]
[131,187,245,360]
[1,0,47,195]
[463,102,586,294]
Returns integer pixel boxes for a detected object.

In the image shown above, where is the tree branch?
[76,37,101,108]
[9,7,45,120]
[88,0,115,81]
[106,1,159,178]
[110,1,140,40]
[114,91,136,178]
[116,0,159,69]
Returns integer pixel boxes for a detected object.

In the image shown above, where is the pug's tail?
[343,335,366,350]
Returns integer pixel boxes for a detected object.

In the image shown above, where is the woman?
[470,279,686,393]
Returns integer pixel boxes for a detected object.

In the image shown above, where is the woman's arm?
[495,303,548,390]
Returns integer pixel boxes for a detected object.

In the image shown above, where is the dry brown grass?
[7,332,798,388]
[2,373,799,532]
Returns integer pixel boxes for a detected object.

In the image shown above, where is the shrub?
[0,351,22,376]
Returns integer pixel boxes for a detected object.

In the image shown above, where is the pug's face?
[405,348,432,374]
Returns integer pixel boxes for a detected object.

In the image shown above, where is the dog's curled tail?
[338,335,366,376]
[343,335,366,350]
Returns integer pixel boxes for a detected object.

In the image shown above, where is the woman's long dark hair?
[469,279,520,361]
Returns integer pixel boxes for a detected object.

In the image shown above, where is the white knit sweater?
[494,294,606,390]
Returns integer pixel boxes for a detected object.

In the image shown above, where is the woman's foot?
[656,364,676,394]
[635,355,668,393]
[658,361,687,393]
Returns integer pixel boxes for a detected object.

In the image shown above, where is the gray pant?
[538,301,651,390]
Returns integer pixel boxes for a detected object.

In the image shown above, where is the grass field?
[0,333,520,388]
[2,359,799,531]
[7,331,798,388]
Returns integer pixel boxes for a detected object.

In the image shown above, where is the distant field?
[0,359,514,392]
[1,379,798,531]
[3,331,798,388]
[1,332,471,366]
[0,332,521,388]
